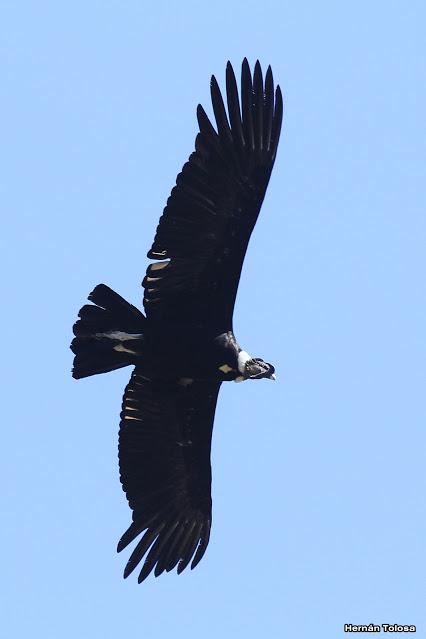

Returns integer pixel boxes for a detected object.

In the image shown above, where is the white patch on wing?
[234,375,245,383]
[150,260,169,271]
[237,350,251,374]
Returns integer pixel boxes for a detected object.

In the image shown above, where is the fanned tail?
[71,284,145,379]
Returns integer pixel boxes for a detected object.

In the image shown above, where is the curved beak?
[267,373,277,381]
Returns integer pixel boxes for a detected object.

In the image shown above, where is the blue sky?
[1,2,425,637]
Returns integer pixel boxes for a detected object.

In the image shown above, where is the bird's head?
[236,351,276,382]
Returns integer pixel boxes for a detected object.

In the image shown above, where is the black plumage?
[71,59,283,583]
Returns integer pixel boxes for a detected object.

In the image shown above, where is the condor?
[71,59,283,583]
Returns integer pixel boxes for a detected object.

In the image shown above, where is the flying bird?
[71,59,283,583]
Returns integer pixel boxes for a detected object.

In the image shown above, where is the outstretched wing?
[117,369,221,582]
[143,59,283,328]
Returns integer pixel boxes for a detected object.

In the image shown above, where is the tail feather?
[71,284,145,379]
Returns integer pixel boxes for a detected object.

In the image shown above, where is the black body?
[71,59,282,582]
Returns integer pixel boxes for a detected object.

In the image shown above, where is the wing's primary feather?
[117,370,221,582]
[143,59,283,328]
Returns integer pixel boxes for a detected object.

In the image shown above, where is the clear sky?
[1,2,425,637]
